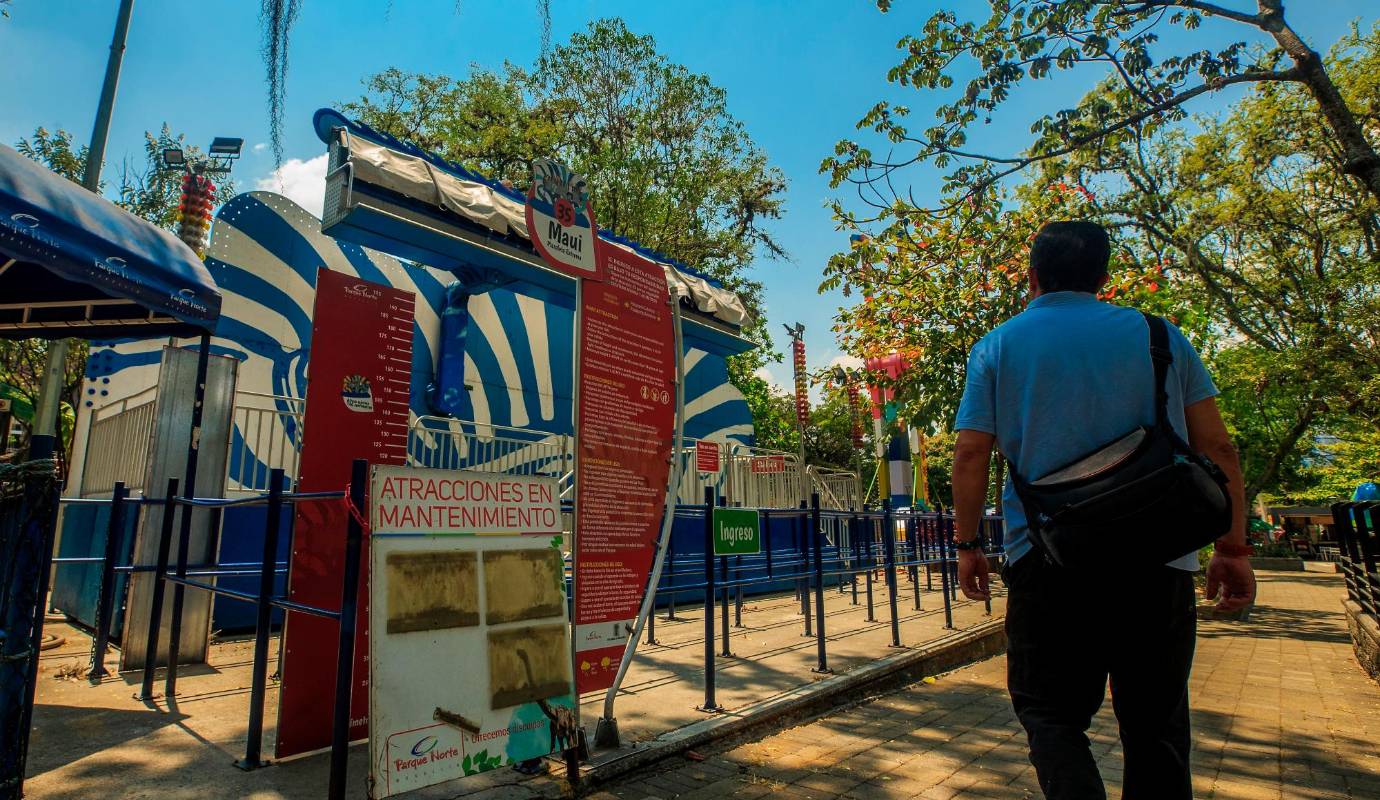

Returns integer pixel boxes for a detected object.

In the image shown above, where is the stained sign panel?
[368,466,575,798]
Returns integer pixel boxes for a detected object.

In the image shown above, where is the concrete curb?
[579,618,1008,788]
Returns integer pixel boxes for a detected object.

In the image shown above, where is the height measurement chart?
[572,246,675,693]
[275,269,415,759]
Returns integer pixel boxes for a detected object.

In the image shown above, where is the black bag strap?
[1142,312,1173,430]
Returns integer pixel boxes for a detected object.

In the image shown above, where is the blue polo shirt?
[954,292,1218,569]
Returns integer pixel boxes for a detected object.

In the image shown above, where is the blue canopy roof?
[0,143,221,340]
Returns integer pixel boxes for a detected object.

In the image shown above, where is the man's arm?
[952,428,997,600]
[1185,397,1256,610]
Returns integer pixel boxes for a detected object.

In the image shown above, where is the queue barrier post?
[697,485,722,712]
[136,477,178,703]
[645,591,658,645]
[236,468,284,771]
[810,493,830,674]
[882,501,901,648]
[864,516,876,623]
[938,514,955,629]
[328,459,368,800]
[88,482,127,681]
[798,502,811,637]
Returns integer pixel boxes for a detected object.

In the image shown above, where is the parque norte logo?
[394,733,459,773]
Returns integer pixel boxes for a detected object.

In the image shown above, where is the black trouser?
[1003,554,1197,800]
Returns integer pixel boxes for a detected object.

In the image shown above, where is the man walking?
[950,221,1256,799]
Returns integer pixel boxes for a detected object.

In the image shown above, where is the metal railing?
[1333,502,1378,620]
[407,416,571,477]
[50,467,363,800]
[642,488,1004,710]
[80,395,156,497]
[226,392,304,494]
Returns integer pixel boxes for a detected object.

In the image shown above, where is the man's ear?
[1028,267,1040,296]
[1096,273,1110,290]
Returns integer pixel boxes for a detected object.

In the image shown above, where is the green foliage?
[342,18,787,367]
[460,749,504,776]
[827,25,1380,508]
[826,2,1380,221]
[16,128,89,183]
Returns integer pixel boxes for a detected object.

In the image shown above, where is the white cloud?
[827,354,864,371]
[254,153,329,217]
[753,366,781,389]
[252,142,268,153]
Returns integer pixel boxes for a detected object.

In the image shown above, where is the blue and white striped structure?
[72,191,754,491]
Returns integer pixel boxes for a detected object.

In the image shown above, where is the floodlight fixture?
[162,147,186,168]
[208,137,243,158]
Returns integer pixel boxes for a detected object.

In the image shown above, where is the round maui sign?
[526,158,602,279]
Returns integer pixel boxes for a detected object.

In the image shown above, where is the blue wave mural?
[75,191,754,490]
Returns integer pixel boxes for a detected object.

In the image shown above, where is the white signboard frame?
[368,466,575,798]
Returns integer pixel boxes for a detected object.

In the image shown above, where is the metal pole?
[850,514,859,606]
[29,0,136,459]
[882,500,901,648]
[328,459,367,800]
[136,477,178,702]
[799,502,811,637]
[10,466,61,799]
[697,485,721,712]
[88,481,127,680]
[645,595,658,645]
[909,513,921,611]
[864,517,875,623]
[762,510,773,579]
[733,556,743,628]
[719,555,731,656]
[164,335,210,698]
[810,493,830,674]
[938,515,954,629]
[236,469,284,771]
[925,515,934,591]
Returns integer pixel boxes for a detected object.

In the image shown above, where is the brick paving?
[598,569,1380,800]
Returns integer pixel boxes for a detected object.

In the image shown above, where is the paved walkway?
[24,569,1001,799]
[599,569,1380,800]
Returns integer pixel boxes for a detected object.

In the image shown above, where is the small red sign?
[750,455,786,474]
[696,440,720,474]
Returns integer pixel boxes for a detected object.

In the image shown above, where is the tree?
[1021,25,1380,502]
[343,18,788,368]
[826,21,1380,508]
[824,0,1380,226]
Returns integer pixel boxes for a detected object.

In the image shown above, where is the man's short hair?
[1029,221,1110,294]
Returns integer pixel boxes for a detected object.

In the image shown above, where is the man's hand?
[957,547,991,601]
[1205,554,1256,611]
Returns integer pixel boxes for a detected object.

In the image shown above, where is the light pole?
[785,323,808,503]
[30,0,136,461]
[162,138,242,257]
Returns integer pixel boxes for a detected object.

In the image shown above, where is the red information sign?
[751,455,786,474]
[275,270,414,758]
[696,440,720,474]
[572,246,675,693]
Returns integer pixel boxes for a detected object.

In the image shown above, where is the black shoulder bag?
[1008,313,1232,571]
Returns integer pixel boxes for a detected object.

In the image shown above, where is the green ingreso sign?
[713,508,761,556]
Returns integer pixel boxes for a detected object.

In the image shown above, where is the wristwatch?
[1214,541,1254,557]
[952,537,984,551]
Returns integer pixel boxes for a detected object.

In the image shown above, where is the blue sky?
[3,0,1375,393]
